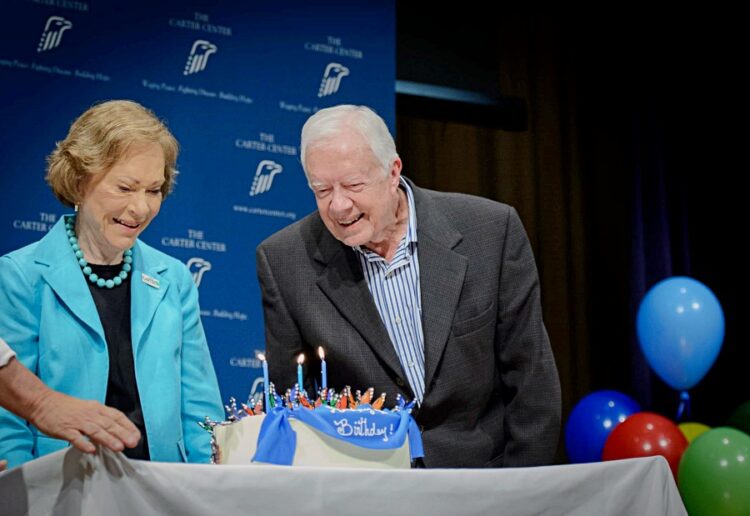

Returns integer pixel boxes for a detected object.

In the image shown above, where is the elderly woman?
[0,100,223,469]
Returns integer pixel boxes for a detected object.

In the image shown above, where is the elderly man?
[256,105,560,468]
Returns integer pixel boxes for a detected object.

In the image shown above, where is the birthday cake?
[206,386,423,469]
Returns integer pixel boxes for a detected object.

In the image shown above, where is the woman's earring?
[74,204,79,213]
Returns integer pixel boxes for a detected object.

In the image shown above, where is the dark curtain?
[396,13,748,462]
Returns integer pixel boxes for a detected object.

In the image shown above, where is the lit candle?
[318,346,327,391]
[297,353,305,393]
[257,352,270,412]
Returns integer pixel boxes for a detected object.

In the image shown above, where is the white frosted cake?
[214,413,412,468]
[206,387,422,469]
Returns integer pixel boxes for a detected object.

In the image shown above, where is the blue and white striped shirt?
[354,179,425,403]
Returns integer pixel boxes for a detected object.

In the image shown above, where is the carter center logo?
[249,160,283,196]
[247,376,264,405]
[183,40,217,75]
[186,257,212,287]
[37,16,72,53]
[317,62,349,97]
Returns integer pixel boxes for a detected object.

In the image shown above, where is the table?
[1,448,686,515]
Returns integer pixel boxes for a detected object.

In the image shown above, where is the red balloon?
[602,412,688,477]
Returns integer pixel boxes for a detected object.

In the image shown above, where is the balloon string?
[676,390,691,421]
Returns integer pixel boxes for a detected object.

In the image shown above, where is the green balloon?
[727,401,750,436]
[678,427,750,516]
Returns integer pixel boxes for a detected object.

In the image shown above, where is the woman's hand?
[1,356,141,456]
[28,389,141,454]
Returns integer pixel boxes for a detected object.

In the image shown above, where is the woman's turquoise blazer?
[0,217,224,468]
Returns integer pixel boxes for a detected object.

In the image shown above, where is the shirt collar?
[401,177,418,245]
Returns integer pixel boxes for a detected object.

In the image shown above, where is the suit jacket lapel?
[34,219,170,353]
[410,181,467,395]
[35,217,106,345]
[313,222,407,384]
[131,243,169,353]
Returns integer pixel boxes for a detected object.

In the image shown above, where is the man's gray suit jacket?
[256,178,561,468]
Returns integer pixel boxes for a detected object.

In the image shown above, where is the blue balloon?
[637,277,724,390]
[565,390,640,463]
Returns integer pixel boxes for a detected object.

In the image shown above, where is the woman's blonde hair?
[46,100,179,207]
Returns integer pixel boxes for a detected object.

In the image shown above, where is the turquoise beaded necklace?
[65,215,133,289]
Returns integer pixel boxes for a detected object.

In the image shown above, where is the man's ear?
[389,157,403,187]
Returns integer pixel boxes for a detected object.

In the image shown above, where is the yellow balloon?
[679,422,711,443]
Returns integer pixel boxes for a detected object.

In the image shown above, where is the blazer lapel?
[313,225,407,384]
[130,243,169,353]
[410,181,467,395]
[35,218,106,345]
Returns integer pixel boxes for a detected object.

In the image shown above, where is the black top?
[87,263,150,460]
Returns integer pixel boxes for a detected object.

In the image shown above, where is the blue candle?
[258,352,270,412]
[318,346,327,391]
[297,353,305,394]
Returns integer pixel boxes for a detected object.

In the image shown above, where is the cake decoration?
[202,348,424,467]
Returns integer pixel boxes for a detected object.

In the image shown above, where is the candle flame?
[297,353,305,365]
[257,353,266,361]
[318,346,325,360]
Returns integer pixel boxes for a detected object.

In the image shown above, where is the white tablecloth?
[1,448,686,515]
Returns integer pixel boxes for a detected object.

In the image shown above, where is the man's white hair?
[300,105,399,180]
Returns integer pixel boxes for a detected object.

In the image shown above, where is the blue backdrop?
[0,0,395,403]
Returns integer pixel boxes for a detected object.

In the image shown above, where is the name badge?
[141,273,160,289]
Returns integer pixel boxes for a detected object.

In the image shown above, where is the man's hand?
[27,389,140,454]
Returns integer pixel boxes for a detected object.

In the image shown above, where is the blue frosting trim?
[252,405,424,465]
[253,408,297,465]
